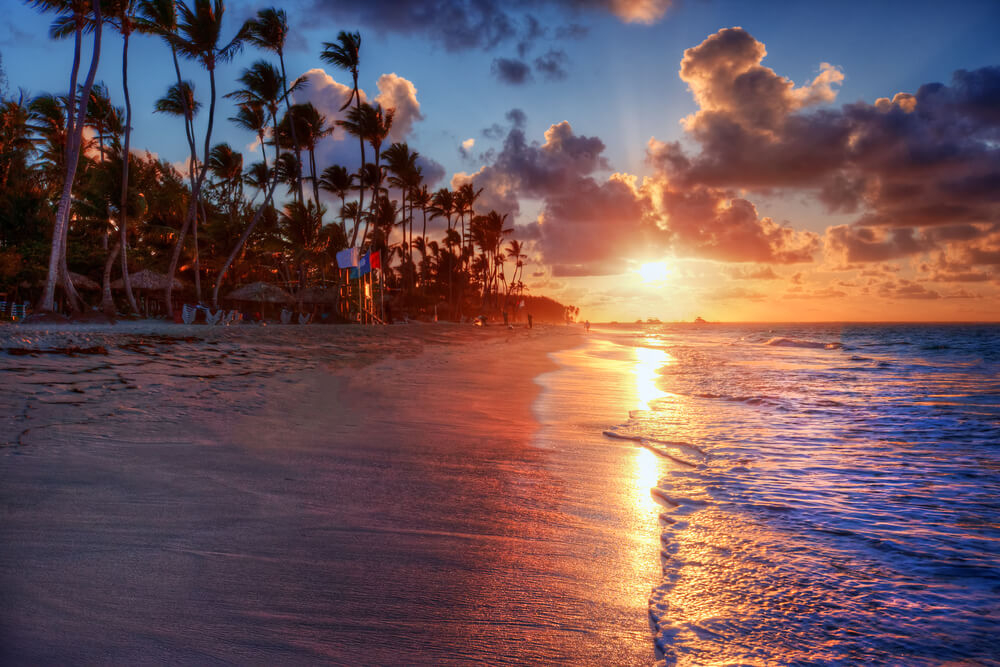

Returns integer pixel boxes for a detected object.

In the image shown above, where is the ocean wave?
[765,337,843,350]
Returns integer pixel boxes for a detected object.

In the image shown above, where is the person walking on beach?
[527,313,533,329]
[585,320,591,332]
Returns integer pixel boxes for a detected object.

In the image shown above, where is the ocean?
[553,323,1000,666]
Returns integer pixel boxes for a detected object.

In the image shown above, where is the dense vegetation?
[0,0,576,323]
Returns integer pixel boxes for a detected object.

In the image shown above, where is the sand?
[0,320,658,665]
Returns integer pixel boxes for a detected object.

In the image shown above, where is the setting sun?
[638,262,669,284]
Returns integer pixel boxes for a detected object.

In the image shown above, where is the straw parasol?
[226,281,293,303]
[297,286,340,304]
[111,269,182,290]
[36,272,101,290]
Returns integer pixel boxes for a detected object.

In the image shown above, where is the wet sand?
[0,321,659,664]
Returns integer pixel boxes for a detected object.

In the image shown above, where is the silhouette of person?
[527,313,533,329]
[585,320,591,332]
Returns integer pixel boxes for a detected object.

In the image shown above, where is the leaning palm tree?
[32,0,103,314]
[243,7,305,203]
[168,0,246,307]
[320,30,363,233]
[138,0,202,313]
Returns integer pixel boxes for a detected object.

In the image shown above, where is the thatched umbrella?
[111,269,182,291]
[36,272,101,291]
[70,272,101,291]
[297,286,339,304]
[226,282,293,303]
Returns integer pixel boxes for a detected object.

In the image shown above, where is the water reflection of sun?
[631,344,671,514]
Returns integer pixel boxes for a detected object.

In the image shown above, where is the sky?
[3,0,999,322]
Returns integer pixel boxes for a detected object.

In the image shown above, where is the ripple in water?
[602,323,1000,666]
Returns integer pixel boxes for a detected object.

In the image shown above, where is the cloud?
[295,68,425,173]
[652,26,1000,286]
[459,138,475,158]
[373,73,424,141]
[534,50,570,81]
[824,225,936,264]
[662,28,1000,243]
[301,0,672,53]
[492,58,533,85]
[707,286,767,301]
[726,266,780,280]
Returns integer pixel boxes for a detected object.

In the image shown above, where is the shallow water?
[572,323,1000,665]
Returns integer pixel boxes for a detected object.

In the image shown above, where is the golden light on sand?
[638,261,669,284]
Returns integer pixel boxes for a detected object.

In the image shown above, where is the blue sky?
[3,0,999,321]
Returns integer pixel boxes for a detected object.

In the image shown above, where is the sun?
[638,261,669,283]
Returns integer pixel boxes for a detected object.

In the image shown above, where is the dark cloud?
[303,0,671,53]
[492,58,533,85]
[534,50,570,81]
[416,155,446,187]
[825,225,936,264]
[506,108,528,128]
[660,27,1000,254]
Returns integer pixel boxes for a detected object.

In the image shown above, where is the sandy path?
[0,322,656,665]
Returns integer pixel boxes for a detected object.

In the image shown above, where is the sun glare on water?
[638,261,669,283]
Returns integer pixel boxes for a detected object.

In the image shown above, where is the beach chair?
[298,312,312,325]
[11,303,27,321]
[0,301,6,320]
[182,303,197,324]
[205,309,222,325]
[280,308,292,324]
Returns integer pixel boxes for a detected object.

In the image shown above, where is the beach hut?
[111,269,183,291]
[111,270,183,317]
[69,272,101,291]
[226,282,293,321]
[296,286,340,323]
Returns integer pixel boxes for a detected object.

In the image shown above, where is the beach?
[0,321,662,665]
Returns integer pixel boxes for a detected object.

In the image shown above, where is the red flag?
[370,251,381,269]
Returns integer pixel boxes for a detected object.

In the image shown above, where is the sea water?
[592,323,1000,665]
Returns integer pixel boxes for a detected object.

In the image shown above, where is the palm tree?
[230,101,267,165]
[31,0,104,313]
[138,0,200,313]
[320,30,362,237]
[382,142,420,272]
[106,0,142,315]
[409,183,431,291]
[455,182,483,267]
[170,0,246,307]
[244,7,304,203]
[319,164,352,235]
[277,102,331,208]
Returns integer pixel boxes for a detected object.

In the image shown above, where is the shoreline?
[1,321,667,663]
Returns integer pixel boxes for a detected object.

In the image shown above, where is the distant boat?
[647,317,661,324]
[694,316,707,324]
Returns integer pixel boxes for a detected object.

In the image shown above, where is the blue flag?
[336,247,358,269]
[348,252,372,279]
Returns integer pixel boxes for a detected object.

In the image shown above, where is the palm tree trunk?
[309,147,320,209]
[277,51,305,205]
[101,239,121,316]
[212,173,282,309]
[39,4,102,313]
[164,44,200,316]
[119,28,140,315]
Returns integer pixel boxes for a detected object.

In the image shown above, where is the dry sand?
[0,320,658,664]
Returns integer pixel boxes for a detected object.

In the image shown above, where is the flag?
[351,252,371,276]
[369,250,381,270]
[336,247,358,269]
